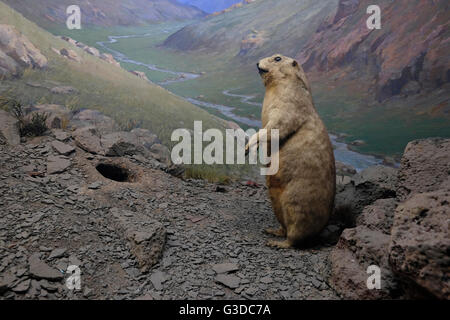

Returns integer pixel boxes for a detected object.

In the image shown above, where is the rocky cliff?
[298,0,450,102]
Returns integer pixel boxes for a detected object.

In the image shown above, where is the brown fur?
[247,54,336,248]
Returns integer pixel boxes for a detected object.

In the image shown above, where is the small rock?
[53,130,70,142]
[260,276,273,284]
[88,181,102,190]
[215,274,241,289]
[50,86,78,95]
[51,140,75,155]
[48,248,67,260]
[39,280,57,292]
[83,287,94,297]
[47,155,71,174]
[150,271,166,291]
[60,48,81,62]
[212,263,239,274]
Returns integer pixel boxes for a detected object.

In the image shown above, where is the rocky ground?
[0,105,448,300]
[0,107,341,300]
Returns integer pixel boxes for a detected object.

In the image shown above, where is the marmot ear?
[292,60,298,67]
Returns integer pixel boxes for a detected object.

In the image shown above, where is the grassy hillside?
[0,2,255,182]
[17,0,449,160]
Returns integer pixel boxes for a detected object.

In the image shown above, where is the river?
[96,31,383,171]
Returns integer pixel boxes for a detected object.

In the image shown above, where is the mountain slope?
[1,0,205,28]
[164,0,338,57]
[0,1,225,146]
[176,0,242,13]
[297,0,450,102]
[161,0,449,157]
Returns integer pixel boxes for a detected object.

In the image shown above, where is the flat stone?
[53,130,70,142]
[28,254,64,281]
[0,272,17,294]
[39,280,57,292]
[135,293,154,300]
[215,274,241,289]
[212,263,239,274]
[260,276,273,284]
[51,140,75,156]
[245,287,258,296]
[12,279,30,293]
[47,155,71,174]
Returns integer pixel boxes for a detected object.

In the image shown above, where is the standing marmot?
[246,54,336,249]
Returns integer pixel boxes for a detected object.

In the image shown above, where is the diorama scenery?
[0,0,448,302]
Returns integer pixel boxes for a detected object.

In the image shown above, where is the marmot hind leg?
[266,238,294,249]
[264,226,286,237]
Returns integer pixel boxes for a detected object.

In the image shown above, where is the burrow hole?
[96,163,133,182]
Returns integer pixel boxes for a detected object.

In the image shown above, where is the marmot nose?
[256,62,260,68]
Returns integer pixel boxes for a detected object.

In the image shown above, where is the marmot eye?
[275,57,282,62]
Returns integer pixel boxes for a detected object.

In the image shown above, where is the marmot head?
[257,54,310,91]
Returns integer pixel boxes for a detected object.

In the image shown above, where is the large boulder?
[0,109,20,145]
[335,165,398,226]
[330,226,401,299]
[0,24,47,78]
[356,198,398,235]
[330,198,402,299]
[389,189,450,299]
[397,138,450,201]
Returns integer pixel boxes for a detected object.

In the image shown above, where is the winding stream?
[96,30,383,171]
